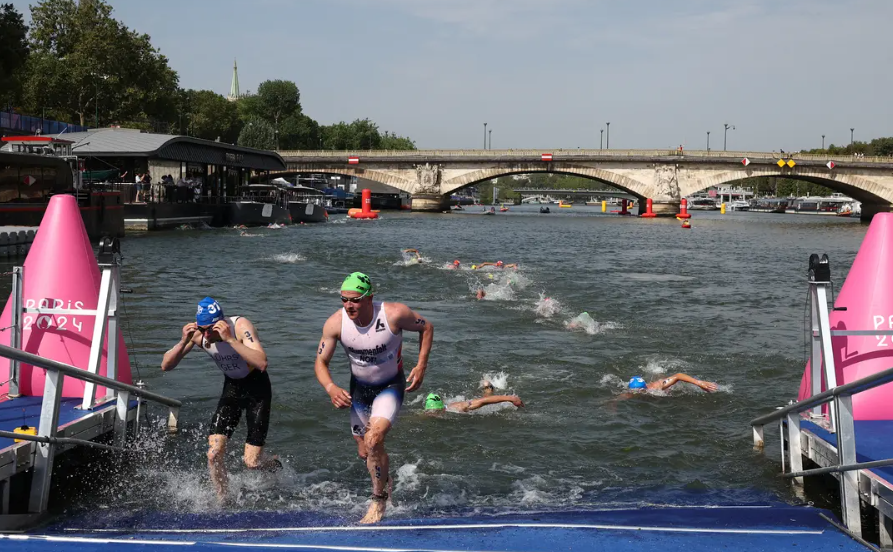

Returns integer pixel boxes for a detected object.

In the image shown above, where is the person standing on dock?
[314,272,433,524]
[161,297,279,503]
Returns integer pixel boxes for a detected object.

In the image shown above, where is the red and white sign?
[541,153,553,161]
[23,175,37,186]
[348,156,359,165]
[741,158,750,166]
[827,161,836,170]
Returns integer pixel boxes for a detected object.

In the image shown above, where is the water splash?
[534,293,561,318]
[565,312,620,335]
[270,253,306,263]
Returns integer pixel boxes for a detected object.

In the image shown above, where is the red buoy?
[640,198,657,218]
[349,188,379,219]
[677,198,691,219]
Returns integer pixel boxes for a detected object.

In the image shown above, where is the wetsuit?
[201,316,271,446]
[340,302,405,436]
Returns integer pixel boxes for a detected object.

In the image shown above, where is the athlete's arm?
[315,312,351,408]
[389,303,433,392]
[161,322,199,371]
[653,373,718,392]
[229,317,268,371]
[466,395,525,411]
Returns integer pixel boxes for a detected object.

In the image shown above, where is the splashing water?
[480,371,510,390]
[565,312,620,335]
[270,253,306,264]
[534,293,561,318]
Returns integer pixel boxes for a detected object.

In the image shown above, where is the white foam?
[565,312,620,335]
[395,463,420,493]
[533,293,561,318]
[480,371,509,390]
[269,253,306,263]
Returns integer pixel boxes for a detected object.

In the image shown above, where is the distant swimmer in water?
[314,272,433,524]
[473,261,518,269]
[160,297,280,503]
[626,373,718,394]
[476,288,486,300]
[402,249,423,263]
[449,260,461,269]
[424,382,524,413]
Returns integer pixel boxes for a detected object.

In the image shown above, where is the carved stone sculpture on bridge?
[414,163,442,194]
[653,165,681,200]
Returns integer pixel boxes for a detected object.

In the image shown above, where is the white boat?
[727,200,750,211]
[786,194,854,215]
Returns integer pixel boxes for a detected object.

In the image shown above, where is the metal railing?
[0,110,88,136]
[1,250,181,515]
[750,263,893,540]
[276,149,893,163]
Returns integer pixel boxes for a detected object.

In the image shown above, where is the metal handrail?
[0,343,180,409]
[750,365,893,428]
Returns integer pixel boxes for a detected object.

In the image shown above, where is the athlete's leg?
[354,435,368,460]
[242,372,280,470]
[359,416,392,525]
[208,434,229,502]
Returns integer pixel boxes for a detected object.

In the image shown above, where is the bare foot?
[360,496,387,524]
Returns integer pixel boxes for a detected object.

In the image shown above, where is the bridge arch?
[441,164,650,198]
[273,166,416,192]
[681,168,893,205]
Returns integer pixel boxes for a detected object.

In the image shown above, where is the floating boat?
[229,184,292,226]
[558,201,572,208]
[540,206,551,213]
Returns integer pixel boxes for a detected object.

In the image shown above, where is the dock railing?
[0,238,181,515]
[750,254,893,540]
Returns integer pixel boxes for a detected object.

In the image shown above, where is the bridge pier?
[411,193,449,212]
[651,201,681,217]
[859,203,893,223]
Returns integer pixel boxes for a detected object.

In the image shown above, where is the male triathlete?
[161,297,279,502]
[315,272,433,524]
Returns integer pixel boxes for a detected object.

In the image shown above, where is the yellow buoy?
[720,203,726,214]
[601,200,606,212]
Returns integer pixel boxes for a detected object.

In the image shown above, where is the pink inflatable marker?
[0,194,131,399]
[798,212,893,420]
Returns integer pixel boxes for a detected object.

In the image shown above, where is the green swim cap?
[425,393,445,410]
[341,272,373,295]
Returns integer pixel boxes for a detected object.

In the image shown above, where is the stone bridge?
[276,149,893,218]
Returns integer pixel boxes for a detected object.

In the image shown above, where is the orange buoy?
[677,198,691,219]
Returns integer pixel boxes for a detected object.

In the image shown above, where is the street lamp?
[606,122,610,149]
[600,129,604,150]
[850,128,855,148]
[489,129,492,150]
[723,123,735,151]
[822,134,825,150]
[706,131,711,152]
[483,122,487,149]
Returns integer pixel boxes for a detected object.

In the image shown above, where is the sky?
[10,0,893,150]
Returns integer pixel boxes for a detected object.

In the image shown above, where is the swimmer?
[402,249,423,262]
[161,298,279,503]
[314,272,433,524]
[449,260,461,270]
[424,383,524,413]
[473,261,518,270]
[475,288,486,300]
[627,373,718,394]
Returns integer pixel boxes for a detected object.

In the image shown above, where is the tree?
[254,79,300,145]
[380,131,416,150]
[238,117,276,150]
[279,113,321,150]
[177,89,241,143]
[0,3,29,109]
[21,0,179,127]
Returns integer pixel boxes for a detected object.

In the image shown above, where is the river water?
[1,205,869,521]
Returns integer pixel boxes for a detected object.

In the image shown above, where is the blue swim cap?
[628,376,647,390]
[196,297,224,326]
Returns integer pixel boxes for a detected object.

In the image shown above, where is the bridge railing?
[277,149,893,163]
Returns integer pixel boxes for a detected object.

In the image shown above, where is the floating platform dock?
[0,504,875,551]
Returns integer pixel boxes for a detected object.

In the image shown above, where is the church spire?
[227,59,241,101]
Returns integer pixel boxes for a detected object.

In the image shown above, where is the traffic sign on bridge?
[348,156,359,164]
[827,161,836,169]
[541,153,553,161]
[741,158,750,166]
[23,175,36,186]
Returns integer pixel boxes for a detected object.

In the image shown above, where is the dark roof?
[62,129,285,171]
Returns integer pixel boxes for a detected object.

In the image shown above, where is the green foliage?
[255,79,300,128]
[279,113,321,150]
[735,176,833,198]
[238,117,276,150]
[804,137,893,157]
[176,89,241,143]
[0,3,29,108]
[319,118,416,151]
[21,0,179,127]
[380,131,416,150]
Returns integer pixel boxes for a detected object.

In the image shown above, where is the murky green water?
[1,206,868,518]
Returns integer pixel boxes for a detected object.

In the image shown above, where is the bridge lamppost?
[723,123,735,151]
[706,131,710,152]
[850,128,855,149]
[483,122,488,149]
[489,129,492,150]
[605,122,610,149]
[600,129,604,150]
[822,134,825,150]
